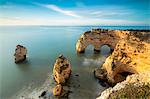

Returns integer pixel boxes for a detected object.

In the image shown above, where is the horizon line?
[0,25,150,27]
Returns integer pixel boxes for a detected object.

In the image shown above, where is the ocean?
[0,26,149,99]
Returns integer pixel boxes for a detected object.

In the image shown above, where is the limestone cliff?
[96,73,150,99]
[76,29,129,53]
[76,29,150,85]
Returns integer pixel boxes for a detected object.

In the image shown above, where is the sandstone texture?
[53,54,71,84]
[53,55,71,97]
[76,29,125,53]
[97,73,150,99]
[14,45,27,63]
[77,29,150,84]
[53,84,62,96]
[77,29,150,98]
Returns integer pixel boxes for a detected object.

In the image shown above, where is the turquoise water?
[0,26,149,99]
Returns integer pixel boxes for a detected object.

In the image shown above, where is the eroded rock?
[53,84,62,96]
[76,29,122,53]
[77,29,150,85]
[53,54,71,84]
[94,68,107,82]
[14,45,27,63]
[96,73,150,99]
[53,55,71,97]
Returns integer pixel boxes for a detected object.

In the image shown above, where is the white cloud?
[0,3,148,26]
[39,4,82,18]
[0,17,148,26]
[83,8,131,19]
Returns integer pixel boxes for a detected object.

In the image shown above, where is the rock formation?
[53,84,62,96]
[53,54,71,84]
[76,29,126,53]
[14,45,27,63]
[53,55,71,97]
[77,29,150,84]
[96,73,150,99]
[53,84,69,97]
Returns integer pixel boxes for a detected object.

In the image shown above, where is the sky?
[0,0,150,26]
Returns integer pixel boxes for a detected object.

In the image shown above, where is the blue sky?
[0,0,150,25]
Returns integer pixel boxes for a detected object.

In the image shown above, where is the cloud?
[36,3,82,18]
[0,17,148,26]
[81,6,132,19]
[0,3,149,26]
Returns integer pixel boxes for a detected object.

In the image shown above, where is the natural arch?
[100,44,111,55]
[78,29,150,85]
[84,44,94,54]
[76,29,121,53]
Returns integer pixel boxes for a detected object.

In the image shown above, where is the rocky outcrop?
[76,29,127,53]
[53,55,71,97]
[53,55,71,84]
[96,73,150,99]
[77,28,150,98]
[53,84,69,97]
[53,84,62,96]
[76,29,150,84]
[96,30,150,84]
[14,45,27,63]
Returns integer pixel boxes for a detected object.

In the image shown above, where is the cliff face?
[76,29,150,85]
[100,30,150,84]
[76,29,150,98]
[97,73,150,99]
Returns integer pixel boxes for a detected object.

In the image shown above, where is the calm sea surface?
[0,26,149,99]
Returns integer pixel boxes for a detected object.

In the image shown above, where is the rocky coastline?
[13,28,150,99]
[76,28,150,98]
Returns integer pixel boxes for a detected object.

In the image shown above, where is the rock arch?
[77,29,150,85]
[76,29,121,53]
[100,44,114,53]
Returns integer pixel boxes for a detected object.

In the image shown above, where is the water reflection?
[16,60,30,72]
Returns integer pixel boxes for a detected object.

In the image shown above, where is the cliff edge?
[76,29,150,98]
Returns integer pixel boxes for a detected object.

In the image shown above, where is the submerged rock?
[39,91,47,98]
[14,45,27,63]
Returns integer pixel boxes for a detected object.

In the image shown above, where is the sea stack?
[53,54,71,97]
[14,45,27,63]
